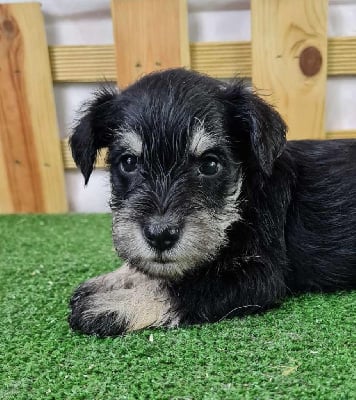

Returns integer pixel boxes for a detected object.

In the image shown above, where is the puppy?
[69,68,356,337]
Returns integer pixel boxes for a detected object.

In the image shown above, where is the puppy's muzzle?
[142,224,180,252]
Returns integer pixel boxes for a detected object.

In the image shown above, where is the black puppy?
[69,68,356,337]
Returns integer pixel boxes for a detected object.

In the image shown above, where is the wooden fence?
[1,0,356,213]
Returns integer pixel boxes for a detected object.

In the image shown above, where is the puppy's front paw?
[69,291,130,337]
[69,279,99,308]
[68,273,179,337]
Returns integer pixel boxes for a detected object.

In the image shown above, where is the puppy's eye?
[199,157,220,176]
[120,154,138,174]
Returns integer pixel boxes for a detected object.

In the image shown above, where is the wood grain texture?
[0,3,67,213]
[111,0,190,87]
[48,37,356,83]
[49,45,117,82]
[328,37,356,76]
[251,0,328,140]
[190,41,251,78]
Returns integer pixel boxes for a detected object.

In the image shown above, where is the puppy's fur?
[69,68,356,337]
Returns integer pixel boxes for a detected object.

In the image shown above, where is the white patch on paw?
[78,263,179,332]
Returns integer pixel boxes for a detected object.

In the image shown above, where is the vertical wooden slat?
[0,3,67,213]
[251,0,328,140]
[111,0,190,88]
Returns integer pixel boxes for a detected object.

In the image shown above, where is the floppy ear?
[70,88,119,184]
[221,81,287,176]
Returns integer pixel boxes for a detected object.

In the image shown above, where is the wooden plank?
[49,45,117,82]
[251,0,328,140]
[0,128,13,212]
[48,37,356,83]
[328,37,356,76]
[111,0,190,87]
[0,3,67,213]
[190,41,251,78]
[326,130,356,140]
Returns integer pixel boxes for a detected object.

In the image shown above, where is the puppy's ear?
[221,82,287,176]
[70,88,119,184]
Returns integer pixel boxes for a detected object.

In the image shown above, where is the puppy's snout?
[143,224,180,252]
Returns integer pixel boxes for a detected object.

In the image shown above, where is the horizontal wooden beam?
[61,131,356,170]
[49,45,117,82]
[328,37,356,76]
[326,130,356,140]
[190,41,251,78]
[49,37,356,82]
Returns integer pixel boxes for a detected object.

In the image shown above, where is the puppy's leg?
[70,262,147,300]
[69,264,178,336]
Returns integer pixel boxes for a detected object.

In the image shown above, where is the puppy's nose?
[143,225,180,251]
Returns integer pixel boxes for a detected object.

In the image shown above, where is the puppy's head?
[71,69,286,279]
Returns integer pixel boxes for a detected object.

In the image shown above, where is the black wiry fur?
[69,68,356,336]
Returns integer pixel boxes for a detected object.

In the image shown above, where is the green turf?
[0,214,355,400]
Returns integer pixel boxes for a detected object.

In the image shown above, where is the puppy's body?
[170,139,356,325]
[285,140,356,292]
[69,69,356,336]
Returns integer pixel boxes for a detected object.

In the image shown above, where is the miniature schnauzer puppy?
[69,68,356,337]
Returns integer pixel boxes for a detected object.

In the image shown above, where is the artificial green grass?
[0,214,355,400]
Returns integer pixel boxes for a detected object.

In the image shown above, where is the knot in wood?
[3,19,15,34]
[299,46,322,77]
